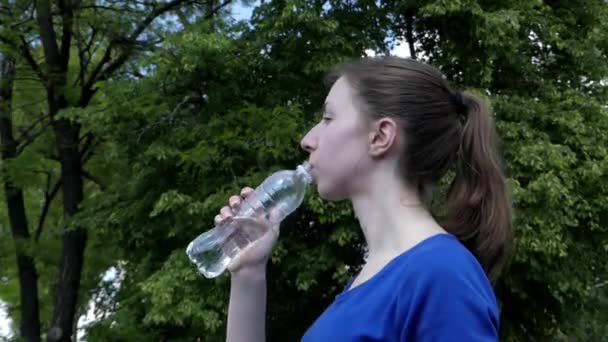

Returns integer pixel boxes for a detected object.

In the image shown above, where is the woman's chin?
[316,182,347,202]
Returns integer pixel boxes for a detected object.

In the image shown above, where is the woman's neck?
[350,167,446,264]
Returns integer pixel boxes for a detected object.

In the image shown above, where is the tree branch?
[46,154,61,162]
[405,9,417,60]
[136,94,198,142]
[9,99,47,111]
[12,76,45,82]
[81,44,113,105]
[82,0,196,104]
[19,36,45,80]
[81,141,98,165]
[9,16,35,30]
[16,120,52,155]
[78,5,141,13]
[16,113,47,139]
[58,0,74,72]
[0,33,45,81]
[74,13,86,87]
[83,170,104,190]
[35,174,62,241]
[100,0,196,76]
[205,0,232,19]
[79,131,94,161]
[79,131,103,167]
[35,0,62,70]
[75,26,97,87]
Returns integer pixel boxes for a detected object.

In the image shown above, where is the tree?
[0,0,234,341]
[1,51,42,342]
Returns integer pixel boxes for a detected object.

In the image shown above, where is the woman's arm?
[227,266,268,342]
[219,187,280,342]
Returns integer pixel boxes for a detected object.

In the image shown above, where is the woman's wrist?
[230,264,267,283]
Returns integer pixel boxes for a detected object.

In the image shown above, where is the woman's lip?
[308,164,317,181]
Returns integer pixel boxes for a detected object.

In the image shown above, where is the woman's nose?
[300,130,316,153]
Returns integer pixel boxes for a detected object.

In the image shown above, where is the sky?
[0,300,11,339]
[0,1,410,340]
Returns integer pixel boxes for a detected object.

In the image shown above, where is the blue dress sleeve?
[398,260,499,341]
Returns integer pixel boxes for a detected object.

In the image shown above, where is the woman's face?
[300,76,375,201]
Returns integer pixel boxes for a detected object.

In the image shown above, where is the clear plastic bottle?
[186,162,313,278]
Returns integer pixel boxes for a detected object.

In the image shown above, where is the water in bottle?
[186,162,313,278]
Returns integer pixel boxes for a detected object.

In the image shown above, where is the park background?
[1,0,607,341]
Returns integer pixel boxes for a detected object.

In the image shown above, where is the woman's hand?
[215,187,279,274]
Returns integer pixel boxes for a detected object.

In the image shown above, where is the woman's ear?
[369,117,399,158]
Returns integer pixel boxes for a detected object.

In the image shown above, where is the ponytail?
[445,92,513,282]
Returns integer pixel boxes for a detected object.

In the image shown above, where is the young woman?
[216,57,512,341]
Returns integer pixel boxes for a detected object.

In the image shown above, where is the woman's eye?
[322,117,332,122]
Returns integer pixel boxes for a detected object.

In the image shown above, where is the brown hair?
[327,57,512,282]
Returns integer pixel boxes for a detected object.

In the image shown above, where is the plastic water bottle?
[186,162,313,278]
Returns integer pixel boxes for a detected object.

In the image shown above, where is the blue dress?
[302,234,499,341]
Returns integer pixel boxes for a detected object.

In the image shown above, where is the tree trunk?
[33,1,88,339]
[0,54,42,342]
[405,9,417,60]
[46,119,87,342]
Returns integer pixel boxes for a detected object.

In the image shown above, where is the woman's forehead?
[325,77,359,111]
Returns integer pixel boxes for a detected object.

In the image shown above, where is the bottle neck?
[296,162,313,184]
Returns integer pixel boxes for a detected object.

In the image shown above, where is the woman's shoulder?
[391,234,501,340]
[394,233,497,305]
[404,233,486,276]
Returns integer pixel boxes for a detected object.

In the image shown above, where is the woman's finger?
[229,195,241,210]
[240,187,254,198]
[220,206,233,220]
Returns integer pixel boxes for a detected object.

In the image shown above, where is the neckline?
[336,233,454,301]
